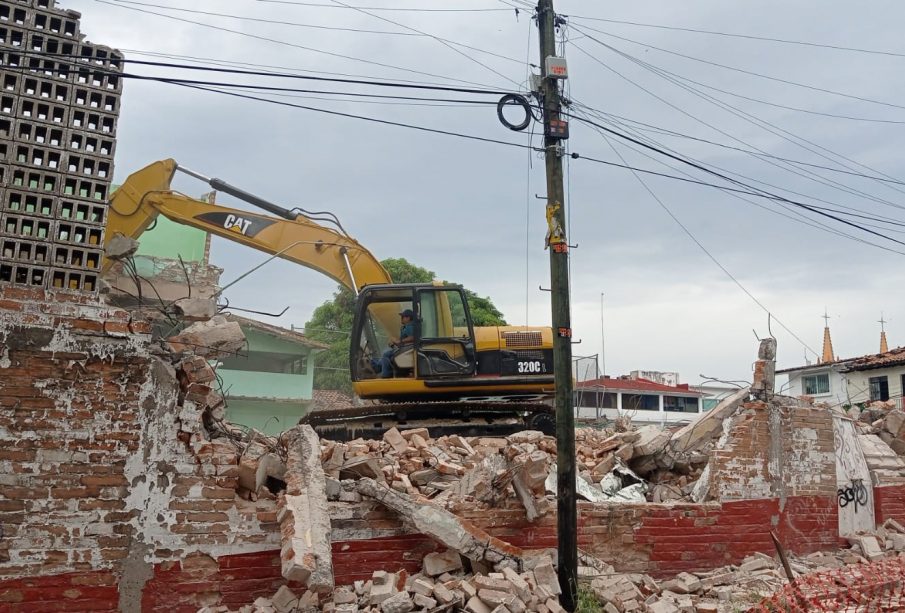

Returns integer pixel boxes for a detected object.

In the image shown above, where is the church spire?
[880,313,889,354]
[821,308,835,364]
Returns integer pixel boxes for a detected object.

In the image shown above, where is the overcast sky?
[64,0,905,384]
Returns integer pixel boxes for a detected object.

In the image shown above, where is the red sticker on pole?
[557,327,572,338]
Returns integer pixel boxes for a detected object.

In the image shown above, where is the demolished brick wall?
[704,401,837,502]
[3,288,905,611]
[0,288,280,612]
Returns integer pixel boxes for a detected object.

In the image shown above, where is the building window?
[219,351,307,375]
[575,391,617,408]
[664,396,700,413]
[802,373,830,395]
[621,394,659,411]
[870,376,890,401]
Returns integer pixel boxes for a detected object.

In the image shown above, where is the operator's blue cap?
[400,309,415,318]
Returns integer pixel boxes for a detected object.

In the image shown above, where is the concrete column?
[659,395,665,427]
[616,392,623,414]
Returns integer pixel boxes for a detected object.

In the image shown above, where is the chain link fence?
[752,557,905,611]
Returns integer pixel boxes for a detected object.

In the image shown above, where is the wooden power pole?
[537,0,578,609]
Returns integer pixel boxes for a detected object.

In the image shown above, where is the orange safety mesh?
[751,557,905,612]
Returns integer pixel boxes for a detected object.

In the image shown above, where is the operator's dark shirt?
[399,322,415,344]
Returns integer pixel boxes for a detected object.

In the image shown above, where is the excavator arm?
[103,159,391,292]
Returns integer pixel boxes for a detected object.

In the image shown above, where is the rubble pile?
[201,550,568,613]
[198,519,905,613]
[862,405,905,456]
[307,397,744,511]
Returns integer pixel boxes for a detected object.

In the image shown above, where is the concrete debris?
[278,425,334,591]
[104,233,140,260]
[355,477,523,569]
[167,315,247,359]
[207,527,905,613]
[173,297,218,321]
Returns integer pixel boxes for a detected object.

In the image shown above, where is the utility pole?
[536,0,577,609]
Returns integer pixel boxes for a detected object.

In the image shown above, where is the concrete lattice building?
[0,0,122,291]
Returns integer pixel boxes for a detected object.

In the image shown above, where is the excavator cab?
[351,284,477,393]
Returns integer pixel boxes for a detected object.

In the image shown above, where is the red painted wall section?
[0,570,119,613]
[0,491,872,611]
[137,536,442,613]
[874,484,905,526]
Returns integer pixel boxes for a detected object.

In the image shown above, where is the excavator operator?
[373,309,416,378]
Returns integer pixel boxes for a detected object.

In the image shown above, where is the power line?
[590,121,820,358]
[253,0,512,11]
[120,47,513,91]
[563,114,905,246]
[566,14,905,60]
[93,0,511,90]
[159,77,540,150]
[107,0,525,65]
[30,51,516,96]
[567,38,905,212]
[570,105,905,229]
[586,53,905,125]
[157,69,905,246]
[579,110,905,187]
[586,38,905,212]
[117,72,506,105]
[110,0,417,34]
[570,23,905,112]
[326,0,521,86]
[573,108,905,255]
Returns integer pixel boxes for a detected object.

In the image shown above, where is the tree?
[304,258,507,392]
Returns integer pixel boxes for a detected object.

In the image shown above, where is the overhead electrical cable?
[158,78,540,150]
[576,110,905,187]
[569,108,905,229]
[590,123,821,358]
[572,109,905,253]
[566,15,905,59]
[567,39,905,211]
[63,56,905,250]
[570,23,905,112]
[108,0,525,65]
[561,113,905,246]
[584,39,905,211]
[119,48,514,91]
[114,73,505,105]
[326,0,521,86]
[29,51,516,96]
[93,0,511,90]
[253,0,512,12]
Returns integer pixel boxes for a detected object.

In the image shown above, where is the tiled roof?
[311,389,354,411]
[775,359,855,375]
[777,346,905,374]
[224,313,329,350]
[842,346,905,372]
[576,377,703,397]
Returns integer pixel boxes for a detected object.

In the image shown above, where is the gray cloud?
[66,0,905,384]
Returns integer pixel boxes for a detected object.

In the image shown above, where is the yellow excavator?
[104,159,556,439]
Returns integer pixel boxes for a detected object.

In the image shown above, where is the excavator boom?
[105,159,391,292]
[105,159,556,440]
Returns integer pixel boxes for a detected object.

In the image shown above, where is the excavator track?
[302,401,555,442]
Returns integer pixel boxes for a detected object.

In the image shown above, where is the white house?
[574,376,705,425]
[779,328,905,409]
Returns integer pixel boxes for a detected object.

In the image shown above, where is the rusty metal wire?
[752,556,905,612]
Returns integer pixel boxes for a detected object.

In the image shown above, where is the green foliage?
[305,257,508,391]
[464,290,507,326]
[575,584,603,613]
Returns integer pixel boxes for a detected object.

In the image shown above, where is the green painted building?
[218,315,326,435]
[110,193,326,435]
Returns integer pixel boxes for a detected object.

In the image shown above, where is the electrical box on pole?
[536,0,578,610]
